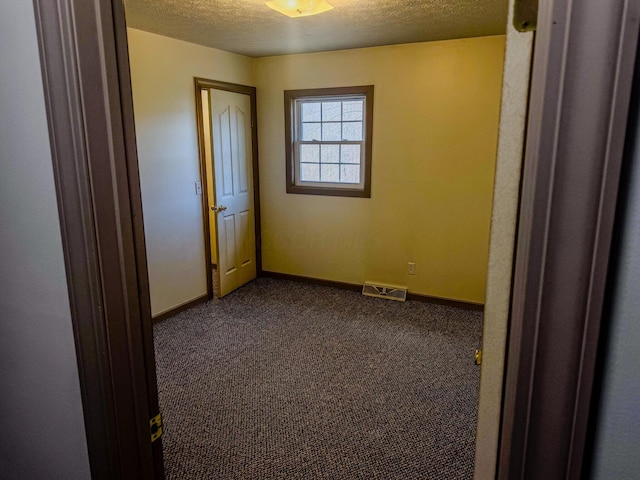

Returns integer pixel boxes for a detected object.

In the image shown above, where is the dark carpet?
[154,278,482,479]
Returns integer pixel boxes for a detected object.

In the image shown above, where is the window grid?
[284,85,373,198]
[295,97,365,185]
[297,143,363,183]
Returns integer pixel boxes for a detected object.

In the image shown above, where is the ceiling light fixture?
[265,0,334,18]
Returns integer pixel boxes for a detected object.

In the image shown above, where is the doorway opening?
[194,78,262,299]
[124,1,520,478]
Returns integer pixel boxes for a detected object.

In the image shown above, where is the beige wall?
[127,28,253,315]
[255,36,505,304]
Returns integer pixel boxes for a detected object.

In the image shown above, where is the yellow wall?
[255,36,505,303]
[128,28,253,315]
[128,29,505,311]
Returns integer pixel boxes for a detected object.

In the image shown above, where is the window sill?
[286,184,371,198]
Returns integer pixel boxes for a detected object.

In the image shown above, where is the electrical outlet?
[408,262,416,275]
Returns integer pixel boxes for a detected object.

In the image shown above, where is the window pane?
[320,164,339,182]
[340,164,360,184]
[322,122,341,141]
[341,144,361,164]
[300,163,320,182]
[322,102,342,122]
[342,122,363,141]
[320,144,340,163]
[302,122,321,141]
[301,102,321,122]
[300,144,319,163]
[343,100,363,121]
[286,88,372,196]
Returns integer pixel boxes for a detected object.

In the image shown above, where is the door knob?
[211,205,227,213]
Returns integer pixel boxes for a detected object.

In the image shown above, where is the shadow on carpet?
[154,278,482,479]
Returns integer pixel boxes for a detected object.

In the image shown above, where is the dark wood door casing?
[33,0,163,478]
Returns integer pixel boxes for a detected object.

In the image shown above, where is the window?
[284,86,374,197]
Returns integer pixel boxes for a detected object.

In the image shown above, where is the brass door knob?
[211,205,227,213]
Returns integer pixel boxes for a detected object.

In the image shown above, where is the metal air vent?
[362,282,407,302]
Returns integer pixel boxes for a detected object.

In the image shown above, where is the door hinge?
[150,412,163,442]
[475,349,483,366]
[514,0,538,32]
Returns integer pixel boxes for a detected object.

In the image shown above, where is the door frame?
[194,77,263,298]
[32,0,163,478]
[498,0,640,478]
[31,0,640,478]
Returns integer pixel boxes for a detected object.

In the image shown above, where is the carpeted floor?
[154,278,482,479]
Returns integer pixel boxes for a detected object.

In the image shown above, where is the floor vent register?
[362,282,407,302]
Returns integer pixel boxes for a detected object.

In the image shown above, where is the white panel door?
[210,89,257,296]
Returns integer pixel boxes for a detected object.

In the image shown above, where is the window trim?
[284,86,374,198]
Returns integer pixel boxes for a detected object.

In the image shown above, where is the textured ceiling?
[124,0,508,58]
